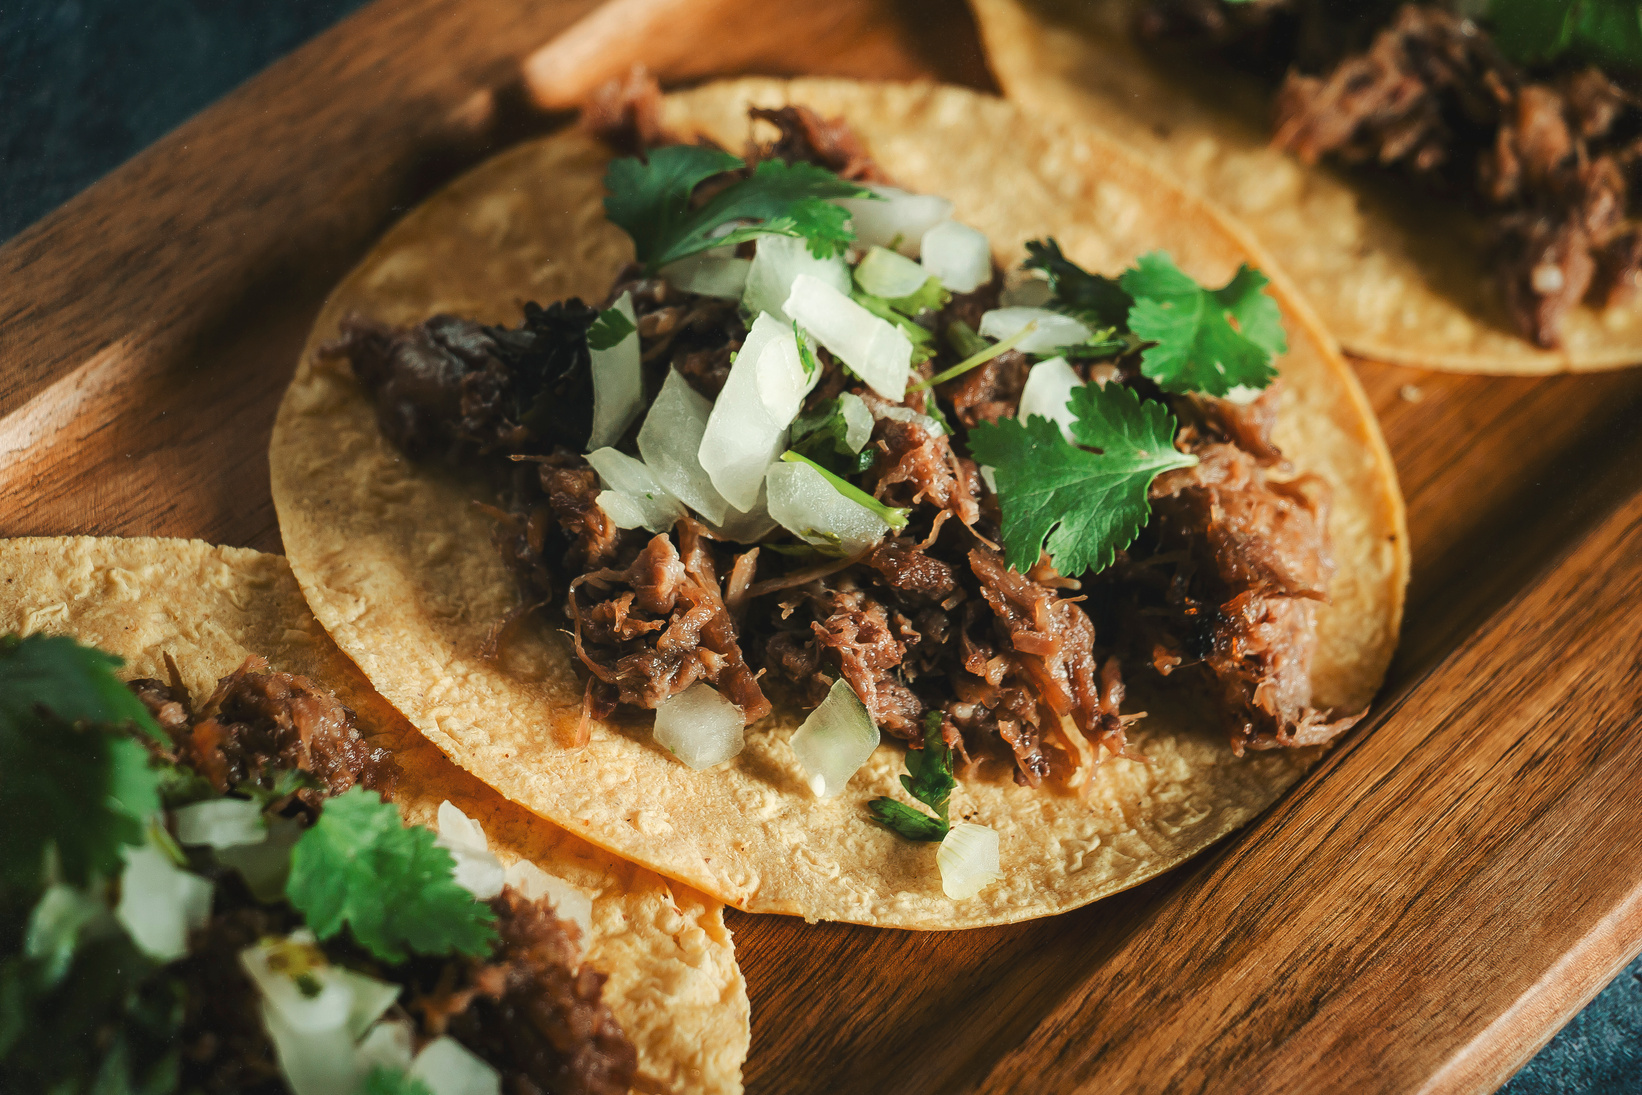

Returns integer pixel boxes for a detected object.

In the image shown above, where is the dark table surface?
[4,1,1642,1090]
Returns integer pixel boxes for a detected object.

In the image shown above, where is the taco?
[970,0,1642,373]
[269,77,1407,929]
[0,535,747,1095]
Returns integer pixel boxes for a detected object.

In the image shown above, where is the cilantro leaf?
[1489,0,1642,70]
[362,1067,437,1095]
[968,382,1197,575]
[1024,238,1134,328]
[605,150,871,270]
[0,635,163,888]
[603,145,742,267]
[586,306,636,351]
[886,275,951,317]
[1120,252,1283,397]
[869,799,949,842]
[285,786,495,963]
[868,713,954,842]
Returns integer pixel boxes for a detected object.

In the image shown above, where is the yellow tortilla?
[0,536,748,1095]
[969,0,1642,374]
[270,78,1408,928]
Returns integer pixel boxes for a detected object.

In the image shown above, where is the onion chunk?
[920,220,992,293]
[587,447,684,533]
[1016,357,1082,442]
[836,184,954,256]
[587,292,641,450]
[742,234,850,323]
[699,312,810,511]
[653,682,745,769]
[660,252,751,299]
[979,307,1092,354]
[637,368,733,525]
[765,459,892,555]
[434,801,505,900]
[854,245,933,300]
[173,797,267,848]
[789,678,881,797]
[116,841,214,962]
[783,274,912,400]
[409,1037,502,1095]
[937,823,1002,900]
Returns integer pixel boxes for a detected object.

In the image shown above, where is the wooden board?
[4,1,1642,1091]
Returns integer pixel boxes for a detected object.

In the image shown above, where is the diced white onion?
[937,822,1002,900]
[854,245,933,300]
[241,933,354,1035]
[337,967,403,1040]
[504,860,595,946]
[979,465,998,495]
[978,307,1092,354]
[707,484,780,544]
[260,1003,357,1095]
[586,447,683,533]
[659,253,751,299]
[838,392,874,452]
[1224,384,1264,405]
[115,842,214,962]
[355,1019,415,1074]
[789,678,881,797]
[1016,357,1083,442]
[742,234,851,323]
[765,459,891,555]
[836,184,954,256]
[653,682,745,769]
[173,798,267,848]
[435,801,505,900]
[698,312,808,511]
[870,400,944,437]
[217,815,302,903]
[783,274,912,400]
[409,1037,502,1095]
[637,368,733,525]
[587,292,642,450]
[920,220,993,293]
[999,276,1053,308]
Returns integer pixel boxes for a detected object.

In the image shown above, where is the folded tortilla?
[0,535,748,1095]
[270,78,1408,928]
[969,0,1642,374]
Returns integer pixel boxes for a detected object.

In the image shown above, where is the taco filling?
[1,634,636,1095]
[1130,0,1642,349]
[323,93,1351,844]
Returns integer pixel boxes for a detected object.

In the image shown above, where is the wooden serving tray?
[5,1,1642,1091]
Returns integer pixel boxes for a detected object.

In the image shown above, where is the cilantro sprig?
[1488,0,1642,70]
[869,713,956,841]
[0,634,163,888]
[586,306,636,351]
[1120,252,1284,397]
[1024,238,1133,329]
[286,786,496,963]
[969,381,1198,575]
[604,146,872,271]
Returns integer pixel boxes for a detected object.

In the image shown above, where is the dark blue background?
[3,2,1640,1089]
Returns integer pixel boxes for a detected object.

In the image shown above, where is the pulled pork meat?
[130,656,398,800]
[1263,4,1641,346]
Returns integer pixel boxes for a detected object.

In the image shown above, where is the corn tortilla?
[969,0,1642,375]
[269,78,1409,928]
[0,535,748,1095]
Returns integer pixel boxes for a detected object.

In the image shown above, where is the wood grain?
[4,1,1642,1093]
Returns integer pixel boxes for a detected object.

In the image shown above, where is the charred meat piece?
[750,104,887,182]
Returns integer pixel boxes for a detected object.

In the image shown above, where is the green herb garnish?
[285,786,496,963]
[791,397,875,476]
[1024,237,1133,328]
[1120,251,1283,397]
[603,146,872,271]
[362,1066,437,1095]
[1488,0,1642,70]
[968,381,1197,575]
[586,306,636,351]
[869,713,955,841]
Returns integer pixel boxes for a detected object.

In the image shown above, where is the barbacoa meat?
[130,656,398,800]
[1265,4,1642,347]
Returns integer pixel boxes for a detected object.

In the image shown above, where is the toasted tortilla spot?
[269,78,1408,928]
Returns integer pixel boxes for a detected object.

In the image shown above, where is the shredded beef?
[131,657,397,800]
[1263,4,1642,346]
[572,521,771,723]
[750,105,887,182]
[603,268,747,400]
[433,888,637,1095]
[580,67,671,156]
[862,395,982,529]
